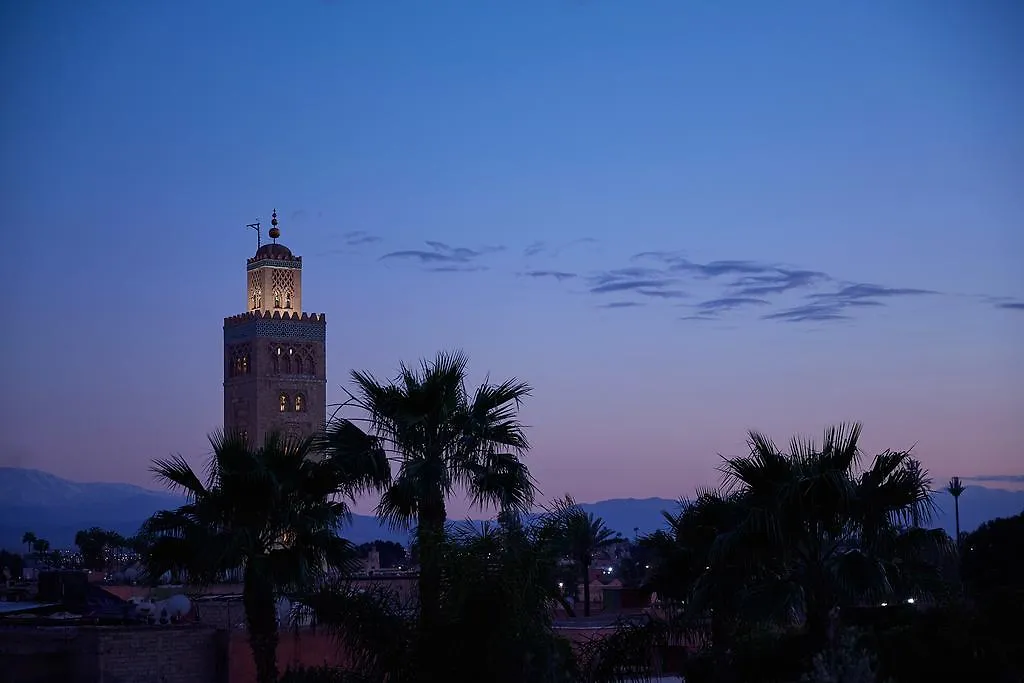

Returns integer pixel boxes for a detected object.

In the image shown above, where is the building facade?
[223,212,327,444]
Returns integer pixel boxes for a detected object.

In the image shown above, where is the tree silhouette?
[946,477,967,552]
[21,531,36,556]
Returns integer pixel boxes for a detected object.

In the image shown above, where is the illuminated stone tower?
[223,210,327,444]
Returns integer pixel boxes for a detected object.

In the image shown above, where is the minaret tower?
[223,210,327,444]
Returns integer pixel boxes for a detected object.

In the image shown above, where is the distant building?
[223,210,328,444]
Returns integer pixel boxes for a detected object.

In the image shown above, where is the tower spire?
[269,209,280,243]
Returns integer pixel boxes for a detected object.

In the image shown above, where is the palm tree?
[141,430,386,683]
[297,509,578,683]
[546,496,619,617]
[643,488,746,649]
[21,531,36,557]
[946,476,967,552]
[320,350,534,678]
[711,422,938,647]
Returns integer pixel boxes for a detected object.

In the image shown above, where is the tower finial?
[269,209,281,243]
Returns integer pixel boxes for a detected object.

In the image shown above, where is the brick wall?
[229,629,348,683]
[0,624,227,683]
[0,626,78,683]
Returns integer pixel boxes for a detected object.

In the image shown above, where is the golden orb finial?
[268,209,281,241]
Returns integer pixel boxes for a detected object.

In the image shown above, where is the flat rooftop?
[0,602,59,615]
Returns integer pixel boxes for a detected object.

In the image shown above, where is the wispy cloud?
[695,297,771,314]
[524,237,599,258]
[814,284,937,300]
[672,259,776,278]
[762,304,859,323]
[340,230,382,247]
[763,283,936,323]
[962,474,1024,483]
[637,289,688,299]
[524,241,546,257]
[428,265,489,273]
[381,241,503,267]
[729,269,830,296]
[374,237,1014,325]
[591,279,677,294]
[586,267,685,299]
[598,301,644,309]
[522,270,578,281]
[631,250,687,263]
[588,254,943,324]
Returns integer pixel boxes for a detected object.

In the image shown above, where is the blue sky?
[2,0,1022,514]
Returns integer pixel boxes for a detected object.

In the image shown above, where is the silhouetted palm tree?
[320,350,534,681]
[21,531,36,557]
[946,476,967,552]
[141,430,385,683]
[642,488,746,649]
[710,422,939,647]
[546,496,619,617]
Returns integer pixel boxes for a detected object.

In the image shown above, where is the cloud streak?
[590,278,677,294]
[598,301,644,309]
[764,283,937,323]
[343,230,383,247]
[962,474,1024,483]
[696,297,771,313]
[523,237,599,258]
[522,270,577,281]
[374,237,1013,326]
[381,241,503,268]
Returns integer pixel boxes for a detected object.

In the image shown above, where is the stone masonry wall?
[0,625,227,683]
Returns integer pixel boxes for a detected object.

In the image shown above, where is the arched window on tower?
[285,290,292,309]
[279,393,289,412]
[274,290,281,308]
[295,356,303,374]
[294,394,305,412]
[241,354,250,374]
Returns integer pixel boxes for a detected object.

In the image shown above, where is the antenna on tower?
[247,220,262,249]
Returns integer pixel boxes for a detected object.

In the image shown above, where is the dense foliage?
[134,352,1023,683]
[317,350,535,681]
[141,430,386,683]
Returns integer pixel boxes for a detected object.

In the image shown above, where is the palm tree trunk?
[416,495,447,682]
[582,559,591,617]
[243,560,279,683]
[954,497,961,552]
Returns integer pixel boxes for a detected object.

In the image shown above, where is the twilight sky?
[2,0,1022,515]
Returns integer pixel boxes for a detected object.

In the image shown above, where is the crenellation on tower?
[224,211,327,445]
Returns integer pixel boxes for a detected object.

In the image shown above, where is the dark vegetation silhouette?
[946,476,966,552]
[120,352,1023,683]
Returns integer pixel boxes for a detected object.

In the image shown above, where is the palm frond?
[150,455,207,498]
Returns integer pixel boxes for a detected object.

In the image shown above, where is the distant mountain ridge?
[1,467,1021,551]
